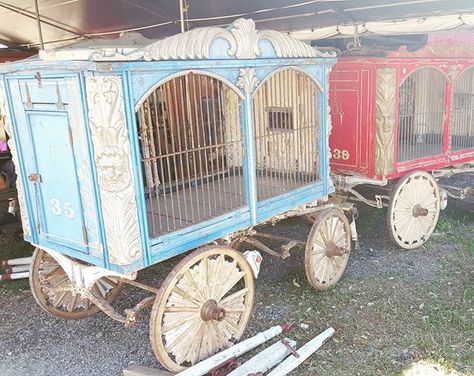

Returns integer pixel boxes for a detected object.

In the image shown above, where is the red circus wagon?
[329,41,474,249]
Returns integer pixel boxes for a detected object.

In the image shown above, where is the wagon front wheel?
[305,209,351,290]
[388,171,440,249]
[149,246,255,372]
[29,248,124,319]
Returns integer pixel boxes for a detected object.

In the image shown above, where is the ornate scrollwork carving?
[236,68,259,94]
[130,18,334,61]
[86,76,142,265]
[0,82,30,236]
[374,68,396,177]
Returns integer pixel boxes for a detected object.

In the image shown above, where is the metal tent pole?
[179,0,185,33]
[33,0,44,49]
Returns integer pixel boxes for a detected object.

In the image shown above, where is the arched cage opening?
[253,69,320,200]
[397,67,447,162]
[452,67,474,152]
[136,73,244,237]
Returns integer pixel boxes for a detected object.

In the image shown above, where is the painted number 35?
[50,198,75,219]
[332,148,350,160]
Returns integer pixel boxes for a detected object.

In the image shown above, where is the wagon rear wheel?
[149,246,255,372]
[387,171,440,249]
[29,248,124,319]
[305,209,351,290]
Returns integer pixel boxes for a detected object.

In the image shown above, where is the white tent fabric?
[290,12,474,40]
[1,1,474,50]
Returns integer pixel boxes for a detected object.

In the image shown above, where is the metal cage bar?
[452,67,474,152]
[397,67,447,162]
[136,73,245,237]
[253,69,320,201]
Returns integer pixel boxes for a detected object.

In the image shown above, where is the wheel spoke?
[181,269,206,303]
[164,306,200,313]
[219,287,248,308]
[211,320,229,350]
[312,234,326,251]
[164,317,199,352]
[215,262,244,302]
[181,320,205,365]
[171,286,203,307]
[51,290,69,308]
[311,250,326,266]
[66,294,78,312]
[312,256,326,281]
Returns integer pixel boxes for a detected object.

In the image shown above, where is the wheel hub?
[412,204,429,217]
[325,242,345,257]
[200,299,226,321]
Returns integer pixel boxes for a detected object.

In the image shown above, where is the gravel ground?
[0,174,473,376]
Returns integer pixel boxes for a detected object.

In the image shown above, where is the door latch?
[28,173,42,183]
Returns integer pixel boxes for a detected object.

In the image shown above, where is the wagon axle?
[201,299,227,322]
[325,242,346,257]
[412,204,429,217]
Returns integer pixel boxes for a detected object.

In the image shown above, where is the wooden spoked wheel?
[388,171,440,249]
[149,246,255,372]
[29,247,123,319]
[305,209,351,290]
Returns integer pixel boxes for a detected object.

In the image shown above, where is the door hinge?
[68,126,74,145]
[82,225,89,245]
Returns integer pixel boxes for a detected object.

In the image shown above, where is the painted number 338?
[50,198,75,219]
[332,148,350,160]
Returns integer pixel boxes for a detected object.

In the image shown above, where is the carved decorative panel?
[0,82,30,236]
[85,75,142,265]
[375,68,396,176]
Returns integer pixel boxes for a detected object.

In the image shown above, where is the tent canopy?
[1,0,474,50]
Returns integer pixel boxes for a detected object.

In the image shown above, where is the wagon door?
[9,78,90,253]
[29,111,87,248]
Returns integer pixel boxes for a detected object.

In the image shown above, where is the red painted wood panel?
[329,53,474,181]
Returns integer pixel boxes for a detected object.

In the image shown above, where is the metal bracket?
[34,71,42,87]
[281,339,300,358]
[439,184,474,200]
[347,188,388,209]
[28,173,42,183]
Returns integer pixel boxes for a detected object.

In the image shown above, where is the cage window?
[267,107,294,130]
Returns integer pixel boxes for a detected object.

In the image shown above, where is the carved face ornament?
[96,145,130,193]
[376,113,395,134]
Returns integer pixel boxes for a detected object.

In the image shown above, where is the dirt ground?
[0,178,473,376]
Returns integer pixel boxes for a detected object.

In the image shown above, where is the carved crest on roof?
[130,18,334,60]
[40,18,335,62]
[390,41,474,58]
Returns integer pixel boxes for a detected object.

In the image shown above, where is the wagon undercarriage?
[30,199,354,371]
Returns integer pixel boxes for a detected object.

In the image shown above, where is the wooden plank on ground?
[123,365,175,376]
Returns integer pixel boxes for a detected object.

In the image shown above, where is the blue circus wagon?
[0,19,354,371]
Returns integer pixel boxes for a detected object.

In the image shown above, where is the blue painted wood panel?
[27,111,87,252]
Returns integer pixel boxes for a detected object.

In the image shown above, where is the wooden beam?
[123,365,175,376]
